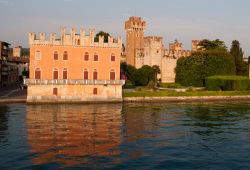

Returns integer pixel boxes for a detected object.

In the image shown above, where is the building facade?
[124,16,200,83]
[25,27,124,103]
[0,41,21,87]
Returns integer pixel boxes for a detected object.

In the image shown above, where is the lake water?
[0,102,250,170]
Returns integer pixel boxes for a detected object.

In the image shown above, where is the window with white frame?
[35,51,41,60]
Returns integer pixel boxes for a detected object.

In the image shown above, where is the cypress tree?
[230,40,245,75]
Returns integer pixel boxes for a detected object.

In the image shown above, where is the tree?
[133,65,154,86]
[94,31,110,43]
[198,39,227,51]
[22,68,29,77]
[21,48,30,56]
[230,40,247,75]
[152,65,160,87]
[122,63,158,87]
[175,50,236,87]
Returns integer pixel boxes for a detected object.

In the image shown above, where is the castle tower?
[125,16,146,66]
[191,40,201,51]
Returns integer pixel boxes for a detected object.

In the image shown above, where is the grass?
[159,83,184,88]
[207,75,249,80]
[123,90,250,97]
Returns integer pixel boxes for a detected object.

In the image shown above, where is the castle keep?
[125,16,200,83]
[25,27,124,103]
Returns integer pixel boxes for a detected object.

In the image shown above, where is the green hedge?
[206,75,250,91]
[175,50,236,87]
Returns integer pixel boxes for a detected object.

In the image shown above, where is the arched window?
[84,69,88,80]
[63,51,68,60]
[94,53,99,61]
[110,69,115,80]
[77,39,80,45]
[63,68,67,79]
[84,52,89,61]
[54,51,59,60]
[53,68,59,80]
[35,68,41,79]
[93,69,98,80]
[111,53,115,61]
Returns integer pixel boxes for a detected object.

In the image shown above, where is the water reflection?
[123,103,161,141]
[0,105,8,142]
[26,104,123,167]
[184,103,250,136]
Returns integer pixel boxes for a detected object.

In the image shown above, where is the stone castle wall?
[161,57,177,83]
[143,36,164,67]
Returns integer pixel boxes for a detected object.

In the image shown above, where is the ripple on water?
[0,102,250,169]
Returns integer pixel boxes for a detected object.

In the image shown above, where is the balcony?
[24,79,125,85]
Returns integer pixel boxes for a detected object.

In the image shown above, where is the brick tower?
[125,16,146,66]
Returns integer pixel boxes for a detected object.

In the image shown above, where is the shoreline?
[1,95,250,104]
[123,95,250,103]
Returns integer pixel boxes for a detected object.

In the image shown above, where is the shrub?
[124,64,157,87]
[206,75,250,91]
[123,81,135,89]
[175,50,236,87]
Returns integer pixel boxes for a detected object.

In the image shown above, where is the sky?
[0,0,250,57]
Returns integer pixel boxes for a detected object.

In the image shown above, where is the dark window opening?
[93,88,97,95]
[53,88,58,95]
[84,52,89,61]
[53,70,59,79]
[84,70,88,80]
[35,68,41,79]
[63,69,67,79]
[63,51,68,60]
[111,55,115,61]
[54,51,58,60]
[93,70,98,80]
[94,54,99,61]
[110,71,115,80]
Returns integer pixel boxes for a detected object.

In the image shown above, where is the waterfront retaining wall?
[27,84,123,103]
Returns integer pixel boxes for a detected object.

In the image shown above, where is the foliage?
[94,31,110,43]
[21,48,30,56]
[198,39,227,51]
[175,50,236,87]
[206,75,250,91]
[147,80,155,88]
[22,68,29,77]
[152,65,160,87]
[230,40,248,76]
[123,81,135,89]
[122,63,160,87]
[133,65,155,86]
[125,64,137,85]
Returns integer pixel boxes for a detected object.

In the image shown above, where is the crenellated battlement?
[144,36,163,43]
[125,16,146,31]
[191,40,201,51]
[29,27,122,48]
